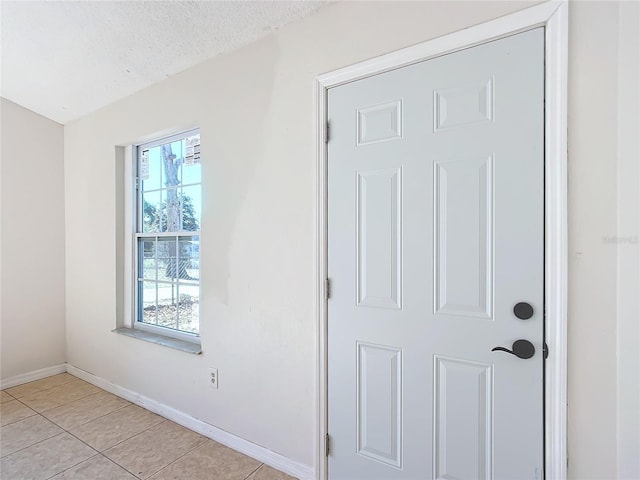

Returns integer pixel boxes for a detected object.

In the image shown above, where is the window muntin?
[135,130,200,338]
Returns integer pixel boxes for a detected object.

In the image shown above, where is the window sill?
[112,327,202,355]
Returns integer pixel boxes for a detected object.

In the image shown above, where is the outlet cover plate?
[208,367,218,389]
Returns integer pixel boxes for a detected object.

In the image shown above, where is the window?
[135,130,201,340]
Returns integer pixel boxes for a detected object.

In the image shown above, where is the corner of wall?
[1,99,67,380]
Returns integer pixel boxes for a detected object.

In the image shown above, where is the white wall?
[567,2,618,477]
[616,2,640,478]
[0,98,66,380]
[568,2,640,478]
[62,0,639,475]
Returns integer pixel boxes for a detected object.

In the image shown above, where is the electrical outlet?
[208,368,218,389]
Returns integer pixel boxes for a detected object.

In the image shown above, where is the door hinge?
[326,278,331,300]
[325,433,330,456]
[325,121,330,143]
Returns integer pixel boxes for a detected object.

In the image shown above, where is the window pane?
[138,239,156,279]
[182,162,201,186]
[142,191,162,233]
[157,283,178,330]
[162,188,181,232]
[179,237,199,281]
[140,281,157,325]
[177,283,199,334]
[180,185,201,231]
[161,141,183,188]
[141,148,162,192]
[157,237,177,281]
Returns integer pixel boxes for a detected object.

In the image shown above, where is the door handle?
[491,340,535,359]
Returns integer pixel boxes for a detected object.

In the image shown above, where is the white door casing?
[328,28,543,479]
[315,2,568,479]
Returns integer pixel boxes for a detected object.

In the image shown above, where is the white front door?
[327,29,544,480]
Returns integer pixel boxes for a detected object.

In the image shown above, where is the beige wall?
[567,2,618,477]
[0,98,66,380]
[61,0,639,476]
[616,2,640,478]
[568,2,640,478]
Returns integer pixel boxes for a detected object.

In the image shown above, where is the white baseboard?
[0,364,67,390]
[65,364,314,480]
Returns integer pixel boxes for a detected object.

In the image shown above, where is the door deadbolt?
[513,302,534,320]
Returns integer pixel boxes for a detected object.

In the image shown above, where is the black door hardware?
[492,340,535,359]
[513,302,534,320]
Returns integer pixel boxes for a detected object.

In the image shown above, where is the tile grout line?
[30,408,137,480]
[3,375,79,400]
[141,436,213,479]
[1,394,131,455]
[41,398,132,431]
[38,416,102,471]
[82,418,211,480]
[4,377,296,479]
[109,453,144,480]
[47,405,145,458]
[42,453,102,480]
[57,377,295,479]
[244,463,264,480]
[7,378,102,418]
[110,452,145,480]
[0,397,38,427]
[2,381,128,478]
[2,376,143,479]
[43,404,148,480]
[98,418,169,454]
[5,398,205,479]
[1,390,17,401]
[12,409,168,478]
[0,414,65,459]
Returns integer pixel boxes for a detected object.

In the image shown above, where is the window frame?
[132,128,201,343]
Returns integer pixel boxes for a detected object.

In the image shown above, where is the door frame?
[314,2,568,479]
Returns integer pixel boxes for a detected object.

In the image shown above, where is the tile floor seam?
[4,398,160,477]
[99,418,170,453]
[0,413,64,459]
[13,412,106,477]
[244,463,264,479]
[103,420,212,479]
[42,399,132,431]
[36,389,104,415]
[0,430,77,464]
[109,455,145,480]
[14,418,104,479]
[138,436,212,480]
[104,452,146,480]
[0,399,38,427]
[3,377,297,480]
[42,452,102,480]
[41,411,109,458]
[5,376,78,399]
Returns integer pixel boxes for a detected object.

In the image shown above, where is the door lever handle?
[492,339,535,359]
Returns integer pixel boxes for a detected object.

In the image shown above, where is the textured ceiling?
[1,1,328,124]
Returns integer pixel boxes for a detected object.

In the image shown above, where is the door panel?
[328,29,544,479]
[357,342,402,468]
[357,168,402,309]
[434,155,493,318]
[434,356,493,480]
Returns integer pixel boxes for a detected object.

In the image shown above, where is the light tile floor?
[0,374,295,480]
